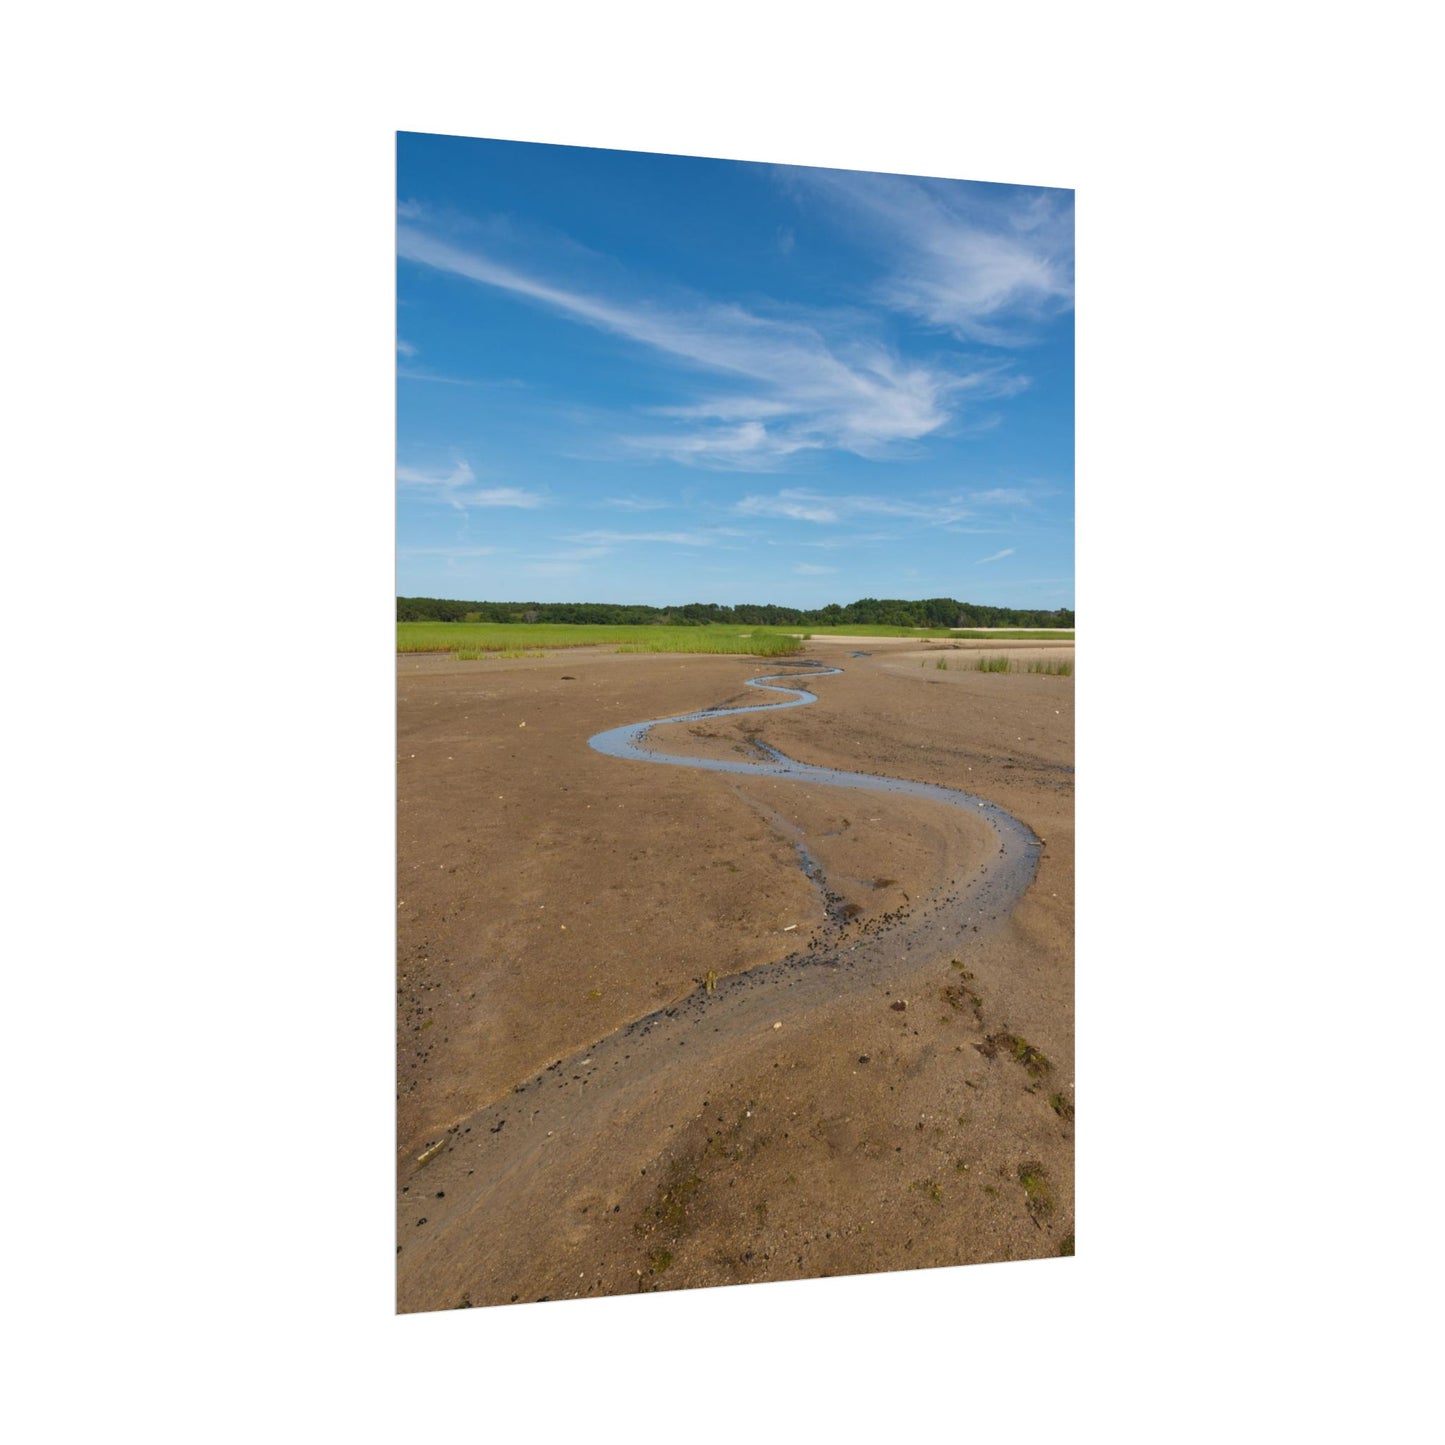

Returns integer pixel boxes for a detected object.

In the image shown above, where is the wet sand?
[397,639,1074,1310]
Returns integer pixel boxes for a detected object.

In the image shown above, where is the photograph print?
[396,131,1074,1312]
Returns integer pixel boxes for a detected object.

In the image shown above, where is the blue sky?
[397,133,1073,609]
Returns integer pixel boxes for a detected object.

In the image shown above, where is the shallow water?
[588,661,1041,915]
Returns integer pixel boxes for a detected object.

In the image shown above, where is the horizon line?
[397,592,1074,612]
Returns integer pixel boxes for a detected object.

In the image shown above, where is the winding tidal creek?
[591,661,1040,908]
[398,660,1045,1310]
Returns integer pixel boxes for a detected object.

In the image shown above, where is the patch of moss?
[634,1155,708,1280]
[651,1172,702,1234]
[988,1032,1052,1078]
[1018,1161,1054,1222]
[941,981,984,1023]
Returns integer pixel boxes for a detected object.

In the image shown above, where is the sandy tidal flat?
[396,639,1074,1310]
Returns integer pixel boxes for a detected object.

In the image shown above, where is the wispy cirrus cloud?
[942,486,1043,531]
[396,458,547,510]
[788,171,1073,345]
[602,495,672,512]
[618,420,824,471]
[967,487,1033,507]
[396,221,1019,470]
[736,488,971,526]
[793,562,837,575]
[976,547,1016,564]
[396,337,417,357]
[528,544,611,564]
[736,490,838,523]
[396,367,477,386]
[525,549,609,579]
[795,531,900,550]
[564,529,732,547]
[397,544,502,558]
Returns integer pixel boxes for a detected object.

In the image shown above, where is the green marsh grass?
[947,629,1073,640]
[453,648,547,661]
[398,622,805,658]
[962,655,1074,675]
[771,625,1074,640]
[616,630,804,656]
[399,620,1071,658]
[784,623,956,638]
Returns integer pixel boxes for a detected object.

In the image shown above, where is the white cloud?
[602,495,671,512]
[976,547,1016,564]
[526,560,593,579]
[793,563,837,575]
[737,488,971,526]
[528,545,611,563]
[396,459,473,489]
[461,487,547,508]
[565,529,720,546]
[520,545,615,579]
[396,458,547,510]
[620,420,824,471]
[397,222,1016,469]
[396,367,476,386]
[796,531,900,549]
[736,490,839,523]
[396,337,417,357]
[790,171,1073,345]
[397,544,501,558]
[968,487,1032,507]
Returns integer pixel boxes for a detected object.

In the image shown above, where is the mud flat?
[396,638,1074,1311]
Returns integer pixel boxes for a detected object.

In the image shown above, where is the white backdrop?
[5,2,1436,1439]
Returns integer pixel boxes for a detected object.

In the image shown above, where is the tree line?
[397,596,1074,629]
